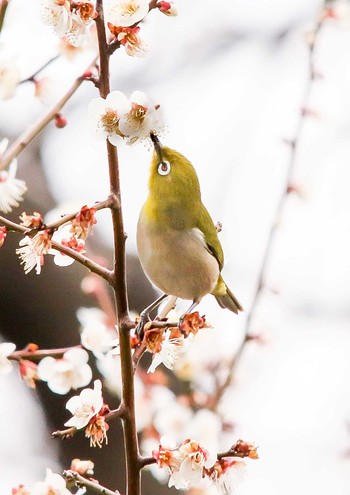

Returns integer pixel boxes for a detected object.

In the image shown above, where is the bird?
[137,135,243,323]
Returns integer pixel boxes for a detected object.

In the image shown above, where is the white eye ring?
[158,160,171,176]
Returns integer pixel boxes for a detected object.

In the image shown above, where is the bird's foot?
[135,312,151,339]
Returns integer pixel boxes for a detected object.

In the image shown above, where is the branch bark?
[95,3,140,495]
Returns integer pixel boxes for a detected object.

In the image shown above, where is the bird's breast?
[137,210,219,301]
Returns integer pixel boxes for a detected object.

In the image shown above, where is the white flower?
[108,25,147,57]
[169,440,216,490]
[41,0,96,46]
[88,90,130,145]
[148,329,185,373]
[106,0,149,27]
[77,307,115,358]
[153,400,193,441]
[37,348,92,394]
[49,224,77,267]
[0,159,27,214]
[0,59,20,99]
[31,468,71,495]
[16,234,48,275]
[118,90,161,143]
[0,342,16,374]
[41,0,72,37]
[208,459,247,495]
[64,379,103,429]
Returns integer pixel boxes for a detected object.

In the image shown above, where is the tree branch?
[63,470,118,495]
[95,2,139,495]
[0,55,98,171]
[9,344,82,362]
[209,2,329,410]
[0,215,113,282]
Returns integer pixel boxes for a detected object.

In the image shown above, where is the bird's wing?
[196,204,224,271]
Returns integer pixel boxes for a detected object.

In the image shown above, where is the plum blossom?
[64,379,103,429]
[169,440,216,489]
[41,0,72,37]
[0,342,16,374]
[49,223,85,267]
[77,306,115,358]
[88,90,162,145]
[106,0,149,27]
[206,459,247,494]
[118,90,162,143]
[88,90,130,145]
[108,24,147,57]
[153,438,216,490]
[37,348,92,394]
[41,0,96,46]
[148,329,185,373]
[30,468,71,495]
[0,159,27,214]
[16,231,52,275]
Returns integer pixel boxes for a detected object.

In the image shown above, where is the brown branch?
[63,470,118,495]
[0,55,98,171]
[0,215,113,282]
[52,427,77,440]
[0,0,9,34]
[209,3,329,410]
[95,2,139,495]
[9,345,82,362]
[19,55,60,84]
[44,197,112,230]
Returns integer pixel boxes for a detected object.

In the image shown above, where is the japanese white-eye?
[137,138,243,315]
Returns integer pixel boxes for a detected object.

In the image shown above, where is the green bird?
[137,137,243,317]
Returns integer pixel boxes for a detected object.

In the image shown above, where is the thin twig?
[44,197,112,230]
[63,470,118,495]
[52,427,77,439]
[0,55,98,171]
[209,3,328,409]
[9,345,82,362]
[19,55,60,84]
[0,215,113,282]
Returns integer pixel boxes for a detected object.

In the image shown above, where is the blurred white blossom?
[0,58,20,99]
[0,342,16,374]
[0,159,27,214]
[88,90,162,145]
[30,468,71,495]
[77,307,115,358]
[37,348,92,394]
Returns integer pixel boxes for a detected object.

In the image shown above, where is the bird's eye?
[157,160,171,176]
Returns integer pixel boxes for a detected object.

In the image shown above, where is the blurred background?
[1,0,350,493]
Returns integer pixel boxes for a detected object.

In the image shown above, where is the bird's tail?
[213,276,243,314]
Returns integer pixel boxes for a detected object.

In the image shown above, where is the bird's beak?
[150,132,164,163]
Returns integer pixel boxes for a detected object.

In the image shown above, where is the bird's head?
[148,134,201,204]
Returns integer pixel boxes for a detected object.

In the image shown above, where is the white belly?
[137,219,219,301]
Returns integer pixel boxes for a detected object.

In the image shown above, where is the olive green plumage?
[137,146,243,314]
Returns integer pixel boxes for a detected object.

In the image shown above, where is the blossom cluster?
[152,437,257,493]
[14,205,97,275]
[41,0,177,53]
[41,0,97,47]
[88,89,162,145]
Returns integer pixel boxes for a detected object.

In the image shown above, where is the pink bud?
[55,114,67,128]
